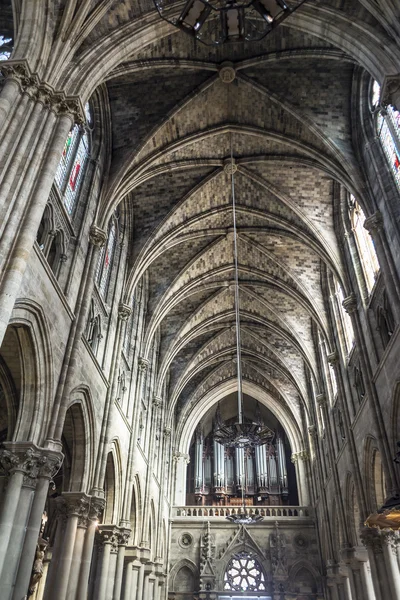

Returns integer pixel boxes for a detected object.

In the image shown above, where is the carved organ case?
[187,413,297,506]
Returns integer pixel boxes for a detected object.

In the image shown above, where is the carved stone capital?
[291,450,309,464]
[381,73,400,110]
[163,427,172,438]
[308,425,318,438]
[0,60,85,123]
[138,357,150,372]
[153,396,163,409]
[118,302,132,321]
[0,443,63,488]
[173,451,190,464]
[360,527,384,554]
[89,225,107,248]
[98,526,120,553]
[380,529,399,553]
[63,492,91,526]
[89,496,105,521]
[117,528,131,546]
[364,211,383,236]
[342,293,357,315]
[316,393,327,407]
[327,351,339,365]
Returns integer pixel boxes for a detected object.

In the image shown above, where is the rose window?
[224,552,266,591]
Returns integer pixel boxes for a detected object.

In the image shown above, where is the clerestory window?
[0,36,12,60]
[54,103,91,215]
[371,80,400,191]
[349,195,380,293]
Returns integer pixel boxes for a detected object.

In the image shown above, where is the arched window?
[349,195,380,293]
[55,103,91,215]
[372,80,400,190]
[224,552,266,592]
[95,216,118,299]
[334,280,354,355]
[0,36,12,61]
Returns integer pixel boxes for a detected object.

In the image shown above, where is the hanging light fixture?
[153,0,307,45]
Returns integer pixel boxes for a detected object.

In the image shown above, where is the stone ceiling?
[13,0,397,437]
[98,11,366,434]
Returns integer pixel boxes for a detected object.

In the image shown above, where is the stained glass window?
[96,218,117,299]
[349,195,379,293]
[224,552,266,592]
[0,36,12,61]
[372,81,400,191]
[54,103,91,214]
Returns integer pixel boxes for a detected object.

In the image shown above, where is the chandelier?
[153,0,307,45]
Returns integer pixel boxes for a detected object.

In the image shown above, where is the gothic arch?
[65,385,96,492]
[7,299,54,444]
[169,558,198,593]
[364,436,386,512]
[61,401,88,492]
[103,441,122,524]
[345,473,361,547]
[288,559,320,595]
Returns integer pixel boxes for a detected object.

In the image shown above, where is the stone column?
[11,447,62,600]
[51,493,90,600]
[381,531,400,599]
[113,529,131,600]
[173,451,190,506]
[0,443,62,600]
[136,563,145,600]
[0,66,80,346]
[76,497,105,600]
[290,450,310,505]
[95,527,119,600]
[361,527,392,600]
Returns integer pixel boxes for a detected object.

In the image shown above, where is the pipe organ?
[189,426,289,505]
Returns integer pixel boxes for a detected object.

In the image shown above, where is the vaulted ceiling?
[10,0,398,437]
[99,7,368,434]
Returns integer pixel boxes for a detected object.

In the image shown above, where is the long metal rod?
[231,140,243,425]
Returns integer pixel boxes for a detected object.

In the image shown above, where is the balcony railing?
[172,505,312,519]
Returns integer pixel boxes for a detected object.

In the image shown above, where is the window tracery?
[372,80,400,190]
[349,195,379,293]
[0,36,12,60]
[224,552,266,592]
[55,103,91,215]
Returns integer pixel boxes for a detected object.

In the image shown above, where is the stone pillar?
[381,531,400,599]
[290,450,310,505]
[0,65,80,346]
[95,526,119,600]
[113,529,131,600]
[347,555,374,600]
[76,497,105,600]
[361,527,392,600]
[173,451,190,506]
[51,493,90,600]
[0,443,62,600]
[136,563,145,600]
